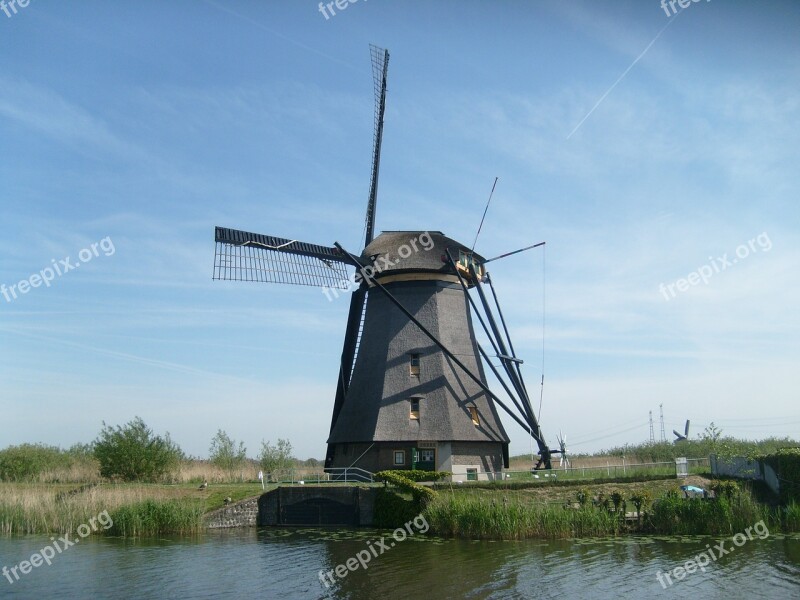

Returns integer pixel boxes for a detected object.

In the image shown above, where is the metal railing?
[461,457,710,482]
[266,467,374,484]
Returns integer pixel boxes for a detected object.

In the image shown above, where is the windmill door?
[413,448,436,471]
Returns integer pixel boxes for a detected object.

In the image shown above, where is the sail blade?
[213,226,351,288]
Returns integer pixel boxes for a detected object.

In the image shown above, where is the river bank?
[2,475,798,540]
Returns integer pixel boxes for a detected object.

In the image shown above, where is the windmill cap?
[361,231,486,280]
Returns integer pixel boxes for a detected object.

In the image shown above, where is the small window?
[410,399,420,420]
[393,450,405,466]
[419,449,435,462]
[469,406,480,426]
[409,353,420,376]
[467,468,478,481]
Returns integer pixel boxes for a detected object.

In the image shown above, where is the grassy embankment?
[422,474,800,539]
[0,482,270,537]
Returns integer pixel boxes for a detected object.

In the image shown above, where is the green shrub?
[762,448,800,504]
[710,479,740,500]
[93,417,184,482]
[386,469,450,482]
[374,470,436,507]
[373,488,419,528]
[0,444,70,481]
[209,430,247,480]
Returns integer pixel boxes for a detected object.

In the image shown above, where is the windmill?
[556,431,570,469]
[673,420,690,443]
[212,45,556,477]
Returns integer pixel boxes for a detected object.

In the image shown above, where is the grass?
[424,477,800,539]
[108,500,205,536]
[0,482,267,536]
[424,492,623,539]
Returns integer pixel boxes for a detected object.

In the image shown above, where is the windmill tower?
[212,46,554,478]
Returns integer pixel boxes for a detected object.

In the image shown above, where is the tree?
[93,417,183,482]
[258,439,293,481]
[209,429,247,480]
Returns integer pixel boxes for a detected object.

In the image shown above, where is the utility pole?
[649,410,655,444]
[659,404,666,443]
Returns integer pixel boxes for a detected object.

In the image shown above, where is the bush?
[258,439,293,481]
[389,469,450,482]
[373,488,419,528]
[93,417,183,482]
[762,448,800,504]
[209,430,247,480]
[0,444,69,481]
[374,470,436,507]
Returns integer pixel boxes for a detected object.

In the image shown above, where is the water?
[1,528,798,599]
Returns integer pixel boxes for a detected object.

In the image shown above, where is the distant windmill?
[673,420,691,443]
[556,431,570,468]
[212,45,556,476]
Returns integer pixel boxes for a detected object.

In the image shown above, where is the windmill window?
[410,399,420,420]
[409,353,420,376]
[393,450,405,466]
[467,468,478,481]
[469,406,480,426]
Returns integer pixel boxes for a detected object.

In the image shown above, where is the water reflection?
[0,529,798,599]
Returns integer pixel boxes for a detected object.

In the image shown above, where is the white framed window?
[410,399,420,420]
[393,450,406,466]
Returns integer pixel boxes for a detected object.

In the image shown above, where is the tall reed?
[424,492,621,540]
[0,484,193,535]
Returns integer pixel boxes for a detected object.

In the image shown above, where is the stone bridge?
[205,485,378,529]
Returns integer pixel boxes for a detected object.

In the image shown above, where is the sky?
[1,0,798,462]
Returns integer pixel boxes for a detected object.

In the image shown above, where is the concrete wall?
[258,486,378,527]
[710,454,781,497]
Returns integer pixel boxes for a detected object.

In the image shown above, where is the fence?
[266,467,374,484]
[266,458,710,485]
[483,457,710,483]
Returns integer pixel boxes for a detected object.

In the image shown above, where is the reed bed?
[0,484,198,536]
[424,492,622,540]
[108,500,205,536]
[649,489,772,535]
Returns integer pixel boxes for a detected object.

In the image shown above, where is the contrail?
[567,12,683,140]
[201,0,360,72]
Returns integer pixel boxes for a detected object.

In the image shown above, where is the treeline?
[0,417,317,483]
[510,429,797,465]
[589,435,798,463]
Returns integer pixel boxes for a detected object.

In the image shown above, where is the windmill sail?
[213,226,350,288]
[363,45,389,247]
[327,46,389,449]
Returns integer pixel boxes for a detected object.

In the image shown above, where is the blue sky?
[1,0,798,461]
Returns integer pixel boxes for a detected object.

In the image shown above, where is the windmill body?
[326,231,510,476]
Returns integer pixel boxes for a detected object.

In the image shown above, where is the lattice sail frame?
[213,226,351,289]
